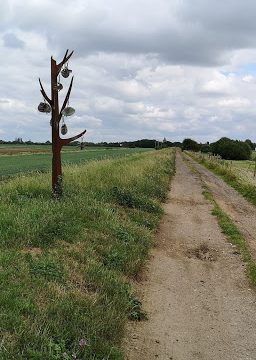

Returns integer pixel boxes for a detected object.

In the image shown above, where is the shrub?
[182,138,200,152]
[211,137,252,160]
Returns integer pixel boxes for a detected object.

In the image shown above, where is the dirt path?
[184,154,256,260]
[123,152,256,360]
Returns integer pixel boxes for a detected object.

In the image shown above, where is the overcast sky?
[1,0,256,143]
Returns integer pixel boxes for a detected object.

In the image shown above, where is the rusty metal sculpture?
[39,50,86,197]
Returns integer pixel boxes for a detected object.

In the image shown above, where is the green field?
[0,147,151,179]
[0,148,175,359]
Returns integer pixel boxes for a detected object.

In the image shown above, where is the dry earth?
[185,154,256,261]
[123,152,256,360]
[0,148,49,155]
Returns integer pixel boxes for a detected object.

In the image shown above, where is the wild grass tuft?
[202,187,256,287]
[0,149,175,359]
[190,153,256,207]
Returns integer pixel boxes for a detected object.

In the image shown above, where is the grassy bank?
[188,152,256,207]
[0,149,175,359]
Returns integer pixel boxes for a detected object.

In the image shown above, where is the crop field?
[0,146,151,179]
[230,160,256,186]
[0,144,101,154]
[0,148,175,359]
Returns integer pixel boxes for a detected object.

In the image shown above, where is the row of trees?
[0,138,181,148]
[182,137,255,160]
[2,137,255,160]
[0,138,52,145]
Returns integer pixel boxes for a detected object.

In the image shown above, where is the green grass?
[189,152,256,207]
[202,187,256,287]
[0,148,150,179]
[0,149,175,359]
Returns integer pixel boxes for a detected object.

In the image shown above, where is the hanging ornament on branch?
[62,97,75,117]
[61,117,68,135]
[38,101,51,113]
[62,106,75,116]
[56,75,63,91]
[56,82,63,91]
[61,63,72,78]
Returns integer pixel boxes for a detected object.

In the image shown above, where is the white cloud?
[201,75,232,95]
[1,0,256,142]
[242,75,256,83]
[218,98,251,108]
[0,98,27,111]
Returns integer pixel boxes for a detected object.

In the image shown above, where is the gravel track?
[123,152,256,360]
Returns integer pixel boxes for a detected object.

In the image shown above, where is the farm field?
[0,144,51,155]
[0,148,175,359]
[231,159,256,186]
[0,144,116,154]
[0,146,151,179]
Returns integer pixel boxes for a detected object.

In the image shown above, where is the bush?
[182,138,200,151]
[245,139,255,150]
[211,137,252,160]
[200,144,211,153]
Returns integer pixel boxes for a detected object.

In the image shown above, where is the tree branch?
[57,49,74,73]
[58,76,74,122]
[60,129,87,146]
[39,78,52,105]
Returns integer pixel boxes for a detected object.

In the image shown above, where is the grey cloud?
[3,33,25,48]
[6,0,256,67]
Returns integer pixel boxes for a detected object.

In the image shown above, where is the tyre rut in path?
[184,153,256,261]
[123,152,256,360]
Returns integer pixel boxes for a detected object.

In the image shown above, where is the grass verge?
[202,188,256,287]
[188,153,256,207]
[0,149,175,359]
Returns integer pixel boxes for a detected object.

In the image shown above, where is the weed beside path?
[202,188,256,286]
[188,151,256,207]
[0,149,175,359]
[183,152,256,280]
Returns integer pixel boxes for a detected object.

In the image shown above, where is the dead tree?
[38,50,86,197]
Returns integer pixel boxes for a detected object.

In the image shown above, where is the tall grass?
[188,152,256,207]
[0,149,175,359]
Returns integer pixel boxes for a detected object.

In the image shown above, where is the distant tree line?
[1,137,255,160]
[182,137,255,160]
[0,138,52,145]
[0,138,182,148]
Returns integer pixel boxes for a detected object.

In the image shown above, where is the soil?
[123,152,256,360]
[0,149,49,155]
[185,154,256,261]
